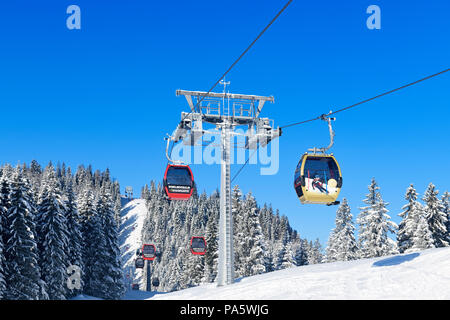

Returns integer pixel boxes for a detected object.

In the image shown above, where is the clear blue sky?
[1,1,449,246]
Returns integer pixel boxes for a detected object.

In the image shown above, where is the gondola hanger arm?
[308,111,335,154]
[165,135,183,165]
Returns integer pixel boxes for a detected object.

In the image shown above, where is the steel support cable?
[169,0,293,160]
[230,148,258,184]
[195,0,293,108]
[231,67,449,183]
[280,68,450,129]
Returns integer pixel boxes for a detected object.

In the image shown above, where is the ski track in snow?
[118,199,450,300]
[119,198,147,291]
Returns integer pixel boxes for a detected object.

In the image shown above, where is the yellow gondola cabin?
[294,153,342,205]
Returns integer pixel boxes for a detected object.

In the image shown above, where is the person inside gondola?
[312,175,328,194]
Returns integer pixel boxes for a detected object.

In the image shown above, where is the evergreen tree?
[279,241,296,269]
[64,179,84,297]
[397,184,421,253]
[294,238,308,267]
[185,249,205,287]
[245,193,267,275]
[204,201,219,282]
[308,239,324,264]
[407,215,435,253]
[357,178,398,258]
[442,191,450,243]
[4,167,42,300]
[422,183,448,248]
[36,164,69,300]
[326,198,358,262]
[232,186,245,278]
[78,187,106,297]
[0,170,10,298]
[96,186,125,299]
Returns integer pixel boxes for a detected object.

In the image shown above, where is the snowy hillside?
[119,198,148,290]
[118,198,450,300]
[139,247,450,300]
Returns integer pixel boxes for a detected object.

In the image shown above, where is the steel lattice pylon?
[217,123,234,286]
[167,87,280,286]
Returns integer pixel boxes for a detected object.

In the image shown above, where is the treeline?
[325,178,450,262]
[0,161,124,300]
[140,183,323,292]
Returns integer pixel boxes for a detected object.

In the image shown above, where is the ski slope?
[119,197,148,290]
[118,198,450,300]
[147,247,450,300]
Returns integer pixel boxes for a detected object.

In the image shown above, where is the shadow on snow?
[372,252,420,267]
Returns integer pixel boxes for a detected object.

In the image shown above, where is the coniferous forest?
[0,161,449,299]
[0,161,124,300]
[139,183,320,292]
[325,178,450,263]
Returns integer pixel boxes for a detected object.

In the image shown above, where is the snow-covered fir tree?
[232,185,246,278]
[397,184,421,253]
[422,183,448,248]
[203,192,219,282]
[326,198,358,262]
[64,179,84,297]
[308,239,324,265]
[78,187,106,297]
[36,163,69,300]
[96,185,125,299]
[357,178,398,258]
[4,167,43,300]
[0,169,10,299]
[294,238,309,267]
[279,240,296,270]
[407,214,435,253]
[442,191,450,243]
[246,195,268,275]
[240,192,267,276]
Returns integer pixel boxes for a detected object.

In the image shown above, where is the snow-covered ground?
[148,247,450,300]
[119,197,148,291]
[119,198,450,300]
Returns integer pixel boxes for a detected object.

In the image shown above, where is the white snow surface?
[119,197,147,290]
[118,199,450,300]
[149,247,450,300]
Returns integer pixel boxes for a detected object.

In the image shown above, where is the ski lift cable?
[168,0,293,159]
[230,148,258,184]
[230,67,450,184]
[184,0,292,117]
[280,68,450,129]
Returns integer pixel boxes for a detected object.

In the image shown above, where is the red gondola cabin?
[190,236,207,255]
[142,244,157,261]
[163,164,194,200]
